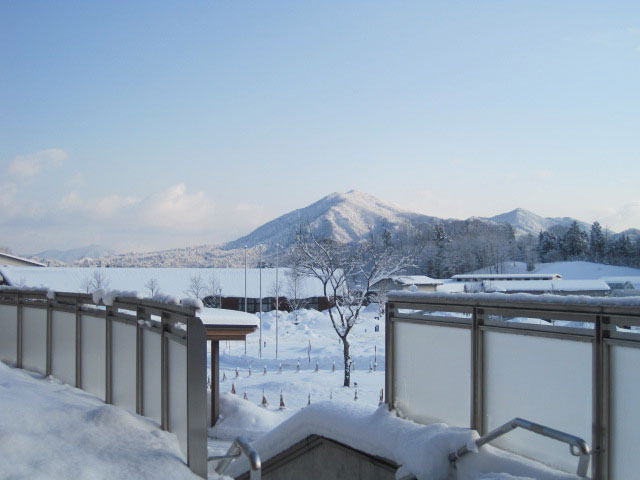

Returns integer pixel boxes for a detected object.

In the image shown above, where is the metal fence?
[0,289,207,478]
[385,292,640,480]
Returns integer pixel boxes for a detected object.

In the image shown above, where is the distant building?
[0,252,46,268]
[604,278,640,297]
[371,275,442,293]
[481,279,610,297]
[451,273,562,282]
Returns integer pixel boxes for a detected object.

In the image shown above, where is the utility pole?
[244,245,248,313]
[276,243,279,359]
[259,247,262,359]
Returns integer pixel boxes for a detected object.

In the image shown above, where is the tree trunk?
[342,337,351,387]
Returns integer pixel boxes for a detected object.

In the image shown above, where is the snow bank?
[0,362,208,480]
[210,392,280,441]
[223,401,580,480]
[225,401,477,479]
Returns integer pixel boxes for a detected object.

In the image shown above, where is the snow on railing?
[0,288,207,478]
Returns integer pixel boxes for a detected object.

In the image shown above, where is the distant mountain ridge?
[53,191,632,268]
[483,208,592,237]
[27,244,115,263]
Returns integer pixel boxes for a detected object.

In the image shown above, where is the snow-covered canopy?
[199,308,258,327]
[0,266,326,299]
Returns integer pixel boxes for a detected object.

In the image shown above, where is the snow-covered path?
[0,362,201,480]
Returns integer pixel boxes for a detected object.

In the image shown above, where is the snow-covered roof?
[483,279,610,293]
[199,308,258,327]
[0,252,46,267]
[391,275,442,286]
[452,273,562,281]
[602,276,640,289]
[0,266,326,299]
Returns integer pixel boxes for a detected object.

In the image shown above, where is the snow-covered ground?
[0,362,212,480]
[209,304,386,426]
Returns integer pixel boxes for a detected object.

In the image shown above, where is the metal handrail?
[210,436,261,480]
[449,417,591,478]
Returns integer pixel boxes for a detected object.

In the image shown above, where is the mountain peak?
[227,190,426,249]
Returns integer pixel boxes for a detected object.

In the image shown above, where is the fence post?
[385,302,394,410]
[186,314,207,478]
[136,306,145,416]
[471,307,484,434]
[161,312,169,431]
[593,314,610,479]
[105,305,113,405]
[75,299,82,389]
[46,299,53,377]
[16,293,22,369]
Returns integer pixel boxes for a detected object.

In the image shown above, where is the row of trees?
[538,221,640,267]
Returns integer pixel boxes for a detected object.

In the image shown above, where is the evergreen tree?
[589,222,606,262]
[562,221,588,259]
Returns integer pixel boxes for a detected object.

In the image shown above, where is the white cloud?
[7,149,67,177]
[135,183,216,230]
[0,183,17,208]
[597,202,640,232]
[535,170,553,180]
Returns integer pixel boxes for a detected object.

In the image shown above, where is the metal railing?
[386,292,640,479]
[210,436,262,480]
[0,288,208,478]
[449,417,591,477]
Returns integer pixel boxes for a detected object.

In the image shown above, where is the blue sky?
[1,1,639,253]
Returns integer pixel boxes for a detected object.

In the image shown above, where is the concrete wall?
[237,436,397,480]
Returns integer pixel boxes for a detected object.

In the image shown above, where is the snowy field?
[210,304,386,432]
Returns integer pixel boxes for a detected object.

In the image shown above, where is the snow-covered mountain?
[227,190,436,249]
[66,193,618,268]
[484,208,590,236]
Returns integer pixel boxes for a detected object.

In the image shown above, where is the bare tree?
[267,279,281,312]
[80,276,93,293]
[293,224,416,387]
[204,272,220,307]
[285,266,309,324]
[145,278,160,297]
[80,269,110,293]
[185,274,205,300]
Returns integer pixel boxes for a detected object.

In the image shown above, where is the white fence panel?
[610,344,640,479]
[51,310,76,386]
[22,307,47,375]
[0,305,17,365]
[81,314,106,400]
[142,328,162,424]
[168,337,188,457]
[393,321,470,427]
[111,320,137,412]
[483,331,592,474]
